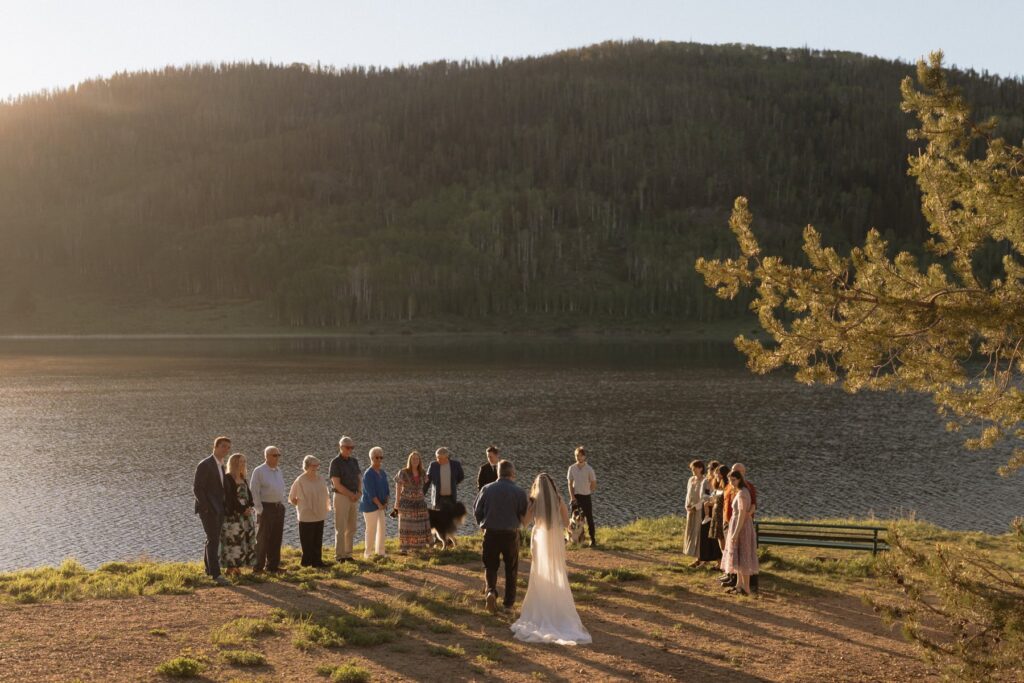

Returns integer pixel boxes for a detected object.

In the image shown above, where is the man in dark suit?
[425,446,464,512]
[193,436,231,585]
[477,445,500,491]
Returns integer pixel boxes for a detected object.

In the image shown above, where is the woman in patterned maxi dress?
[394,451,432,552]
[220,453,256,573]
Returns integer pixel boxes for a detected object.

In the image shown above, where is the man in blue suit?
[425,446,464,512]
[193,436,232,585]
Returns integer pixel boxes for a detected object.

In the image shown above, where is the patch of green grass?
[0,558,208,604]
[316,659,373,682]
[329,662,372,683]
[593,568,648,582]
[221,649,268,666]
[344,628,394,647]
[428,619,457,634]
[600,517,683,552]
[293,622,345,650]
[154,656,205,677]
[477,641,506,663]
[569,581,599,602]
[232,617,277,637]
[286,603,407,650]
[429,643,466,658]
[426,546,480,566]
[149,628,169,637]
[408,586,475,616]
[757,547,879,579]
[211,617,277,647]
[569,581,597,594]
[319,614,396,647]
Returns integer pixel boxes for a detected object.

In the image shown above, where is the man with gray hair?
[425,446,464,513]
[250,446,286,573]
[474,459,528,612]
[329,436,361,562]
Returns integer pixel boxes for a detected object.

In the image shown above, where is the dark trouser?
[482,529,519,607]
[255,503,285,571]
[575,494,596,542]
[437,495,456,512]
[298,520,325,567]
[200,510,224,578]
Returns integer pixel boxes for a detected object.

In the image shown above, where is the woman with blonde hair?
[394,450,432,553]
[289,455,330,568]
[511,473,592,645]
[220,453,256,574]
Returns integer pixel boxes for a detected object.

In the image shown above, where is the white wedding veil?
[530,473,562,530]
[511,472,592,645]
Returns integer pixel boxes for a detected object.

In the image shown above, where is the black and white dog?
[428,501,467,549]
[565,505,587,546]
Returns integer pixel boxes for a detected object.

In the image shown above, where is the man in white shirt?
[567,445,598,547]
[250,446,287,573]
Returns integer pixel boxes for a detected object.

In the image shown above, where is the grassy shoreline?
[1,515,1017,606]
[3,514,1020,682]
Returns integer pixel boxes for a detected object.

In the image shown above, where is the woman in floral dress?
[721,469,759,595]
[220,453,256,573]
[394,451,432,553]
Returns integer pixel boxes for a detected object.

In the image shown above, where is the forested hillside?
[1,41,1022,331]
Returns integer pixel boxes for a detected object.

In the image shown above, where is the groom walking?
[473,459,528,613]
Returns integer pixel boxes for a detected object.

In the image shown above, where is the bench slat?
[755,521,887,531]
[759,538,888,551]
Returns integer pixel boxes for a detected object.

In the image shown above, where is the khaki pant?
[333,493,358,559]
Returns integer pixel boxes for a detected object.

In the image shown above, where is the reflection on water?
[0,336,1018,571]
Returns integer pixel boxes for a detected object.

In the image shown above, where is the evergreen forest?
[1,40,1022,332]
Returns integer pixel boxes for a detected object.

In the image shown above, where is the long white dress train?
[511,523,592,645]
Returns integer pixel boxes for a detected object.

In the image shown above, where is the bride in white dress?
[511,473,592,645]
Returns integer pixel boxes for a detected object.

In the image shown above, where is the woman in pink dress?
[721,469,758,596]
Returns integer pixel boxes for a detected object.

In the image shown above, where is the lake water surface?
[0,336,1019,571]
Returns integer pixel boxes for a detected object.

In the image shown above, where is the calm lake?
[0,336,1019,572]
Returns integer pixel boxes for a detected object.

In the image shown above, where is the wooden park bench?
[754,520,889,555]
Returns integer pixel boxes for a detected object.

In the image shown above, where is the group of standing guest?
[683,459,760,596]
[193,435,492,581]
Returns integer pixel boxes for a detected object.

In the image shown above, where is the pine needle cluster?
[696,52,1024,679]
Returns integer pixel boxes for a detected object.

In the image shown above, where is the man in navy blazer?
[425,446,464,511]
[193,436,231,585]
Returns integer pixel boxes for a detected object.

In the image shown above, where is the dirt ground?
[0,546,935,682]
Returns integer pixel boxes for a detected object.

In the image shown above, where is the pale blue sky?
[1,0,1021,100]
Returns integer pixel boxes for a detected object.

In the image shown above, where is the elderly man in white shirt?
[567,445,598,547]
[250,446,287,572]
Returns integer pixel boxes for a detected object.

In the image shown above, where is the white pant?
[362,509,387,557]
